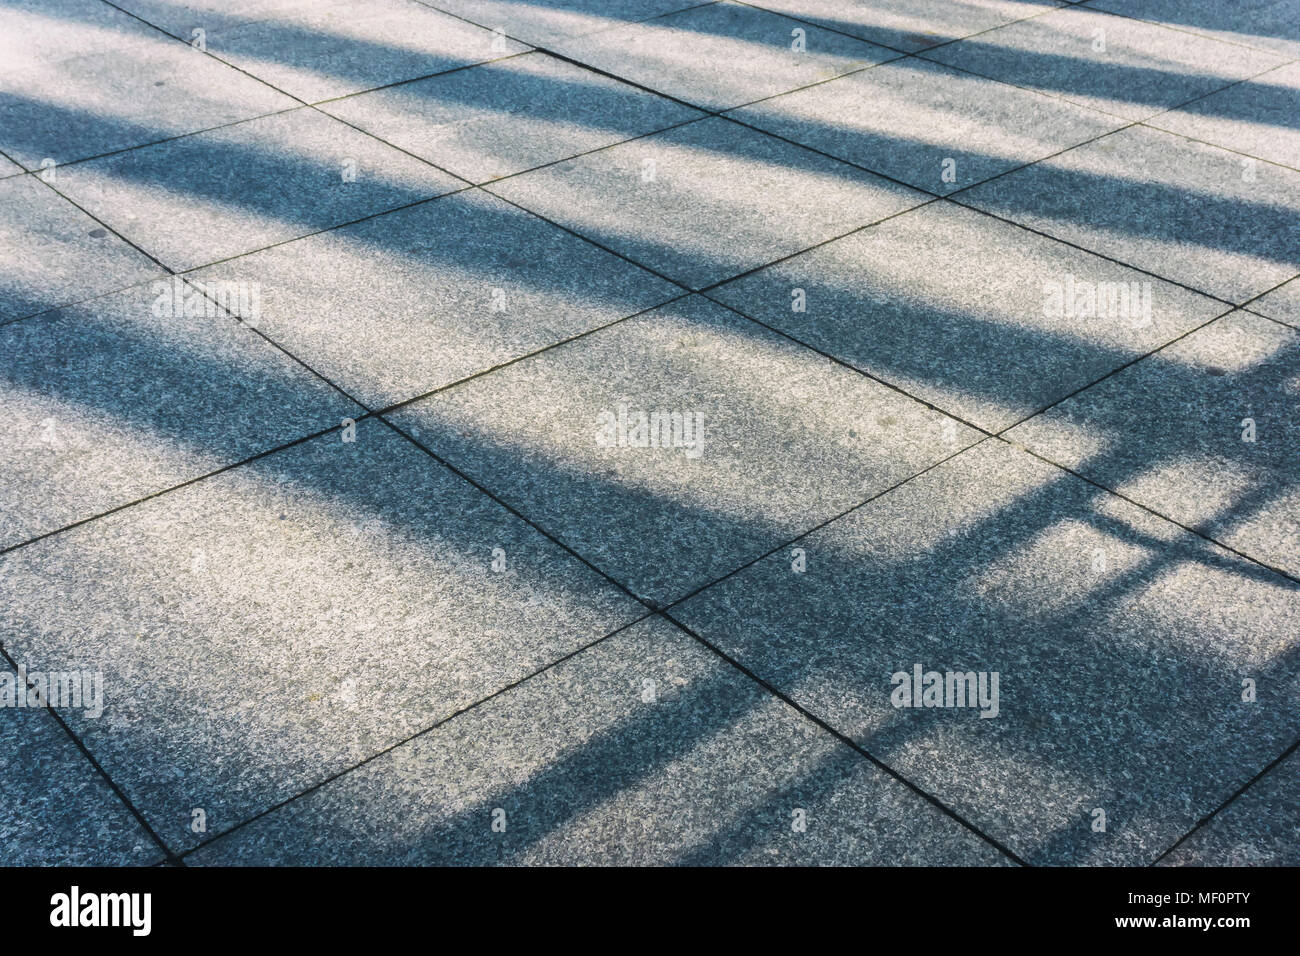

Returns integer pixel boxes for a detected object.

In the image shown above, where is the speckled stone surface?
[0,680,162,865]
[1089,0,1300,61]
[1250,277,1300,328]
[925,5,1286,121]
[201,0,532,103]
[184,188,681,409]
[746,0,1063,53]
[673,438,1300,865]
[711,200,1225,432]
[0,419,642,851]
[1146,61,1300,172]
[1006,310,1300,579]
[390,294,980,606]
[189,617,1011,865]
[548,1,899,111]
[0,281,360,550]
[731,57,1123,195]
[960,125,1300,303]
[0,175,164,324]
[320,52,704,183]
[1160,751,1300,866]
[489,116,928,289]
[0,2,295,168]
[423,0,706,47]
[0,154,22,177]
[52,108,462,272]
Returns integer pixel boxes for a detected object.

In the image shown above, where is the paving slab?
[0,419,642,852]
[0,153,24,177]
[1250,275,1300,327]
[489,116,928,289]
[0,175,163,324]
[711,201,1225,433]
[746,0,1063,53]
[0,0,166,75]
[925,5,1286,121]
[1146,60,1300,172]
[108,0,327,39]
[320,52,704,183]
[390,294,980,606]
[53,108,462,272]
[185,188,682,409]
[1160,750,1300,865]
[548,1,898,111]
[0,678,162,865]
[673,438,1300,865]
[1006,310,1300,579]
[188,617,1010,865]
[730,56,1124,195]
[203,0,532,104]
[423,0,707,48]
[0,11,296,168]
[0,280,361,551]
[1089,0,1300,61]
[959,124,1300,304]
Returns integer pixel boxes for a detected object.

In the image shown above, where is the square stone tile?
[422,0,706,47]
[1006,310,1300,578]
[185,188,682,409]
[390,294,980,606]
[1250,275,1300,327]
[188,617,1010,865]
[748,0,1063,53]
[1090,0,1300,61]
[0,419,642,852]
[489,116,927,289]
[0,12,296,167]
[320,52,703,183]
[548,1,898,111]
[674,438,1300,864]
[205,0,531,104]
[0,676,162,865]
[730,57,1124,195]
[1160,750,1300,865]
[926,5,1285,120]
[0,175,163,324]
[1147,61,1300,172]
[53,108,462,271]
[0,0,167,75]
[711,201,1225,432]
[959,125,1300,303]
[0,280,361,551]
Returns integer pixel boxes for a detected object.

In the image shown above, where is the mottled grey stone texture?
[391,294,979,606]
[489,116,928,289]
[711,200,1224,431]
[1250,276,1300,328]
[674,439,1300,865]
[320,52,704,183]
[0,175,163,323]
[423,0,707,47]
[731,56,1123,195]
[926,5,1286,121]
[189,617,1011,865]
[0,681,162,865]
[1090,0,1300,61]
[1160,751,1300,866]
[185,188,682,409]
[960,125,1300,303]
[0,420,642,851]
[1007,310,1300,579]
[52,108,462,271]
[548,1,899,111]
[0,280,361,550]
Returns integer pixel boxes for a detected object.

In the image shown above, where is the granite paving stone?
[423,0,709,48]
[673,438,1300,864]
[184,187,682,409]
[0,419,642,851]
[0,280,362,550]
[1006,310,1300,579]
[1088,0,1300,62]
[489,115,928,289]
[320,52,704,184]
[389,294,981,606]
[188,617,1011,865]
[959,124,1300,304]
[1249,276,1300,328]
